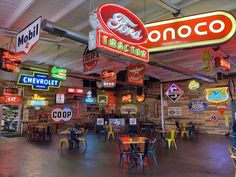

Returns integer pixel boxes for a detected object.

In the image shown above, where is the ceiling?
[0,0,236,83]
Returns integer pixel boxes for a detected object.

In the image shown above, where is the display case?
[1,105,20,132]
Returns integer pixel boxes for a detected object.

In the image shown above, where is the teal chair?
[148,138,158,166]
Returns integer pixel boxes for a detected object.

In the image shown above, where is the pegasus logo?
[129,67,144,74]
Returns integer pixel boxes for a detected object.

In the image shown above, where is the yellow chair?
[180,124,189,139]
[165,129,177,149]
[78,129,88,148]
[107,124,115,140]
[229,146,236,177]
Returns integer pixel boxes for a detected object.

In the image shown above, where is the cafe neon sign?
[17,72,61,91]
[206,87,229,103]
[144,11,236,52]
[89,4,149,62]
[0,49,21,72]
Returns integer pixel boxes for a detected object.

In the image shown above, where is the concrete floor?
[0,133,234,177]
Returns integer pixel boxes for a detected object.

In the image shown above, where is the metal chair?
[148,138,158,166]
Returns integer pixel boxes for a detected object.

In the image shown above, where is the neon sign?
[0,49,21,72]
[27,100,48,107]
[188,80,200,91]
[89,4,149,62]
[144,11,236,53]
[215,56,231,71]
[165,83,183,103]
[121,94,132,103]
[136,93,145,102]
[85,91,94,103]
[17,72,61,91]
[206,87,229,103]
[97,95,108,104]
[32,94,45,100]
[101,70,117,88]
[50,66,67,80]
[0,95,21,105]
[67,87,84,94]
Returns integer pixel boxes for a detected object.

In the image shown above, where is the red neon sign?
[0,96,21,104]
[97,30,149,62]
[3,51,21,62]
[0,49,21,72]
[67,88,84,94]
[215,57,231,71]
[144,11,236,53]
[96,4,148,45]
[121,94,132,103]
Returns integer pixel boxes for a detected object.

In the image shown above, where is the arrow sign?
[16,17,41,54]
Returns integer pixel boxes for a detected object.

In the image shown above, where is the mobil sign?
[144,11,236,52]
[16,17,41,54]
[51,107,73,122]
[89,4,149,62]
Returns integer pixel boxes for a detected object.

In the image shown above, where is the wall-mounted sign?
[165,83,183,103]
[206,87,229,103]
[202,51,212,72]
[188,80,200,92]
[32,94,45,100]
[136,93,145,102]
[83,45,99,71]
[215,56,231,71]
[210,112,218,123]
[188,100,207,112]
[0,49,21,72]
[217,104,227,116]
[97,95,108,104]
[168,107,182,116]
[101,70,117,88]
[121,94,132,103]
[16,16,41,54]
[85,91,94,103]
[3,84,22,96]
[17,72,61,91]
[0,95,21,105]
[144,11,236,53]
[27,100,48,107]
[120,104,138,114]
[127,63,145,85]
[51,107,73,122]
[89,4,149,62]
[56,93,65,104]
[50,66,67,80]
[67,87,84,94]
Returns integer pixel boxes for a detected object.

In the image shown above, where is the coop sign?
[144,11,236,52]
[17,72,61,91]
[51,107,73,122]
[89,4,149,62]
[206,87,229,103]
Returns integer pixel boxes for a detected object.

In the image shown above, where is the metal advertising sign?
[144,11,236,53]
[168,107,182,116]
[127,63,145,85]
[101,70,117,88]
[188,100,207,112]
[120,104,138,114]
[17,72,61,91]
[206,87,229,103]
[165,83,184,103]
[16,16,41,54]
[83,45,99,71]
[51,107,73,122]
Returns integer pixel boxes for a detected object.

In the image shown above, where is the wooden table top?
[119,136,149,144]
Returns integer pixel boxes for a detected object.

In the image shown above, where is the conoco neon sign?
[144,11,236,52]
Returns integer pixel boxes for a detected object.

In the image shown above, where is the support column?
[160,83,165,130]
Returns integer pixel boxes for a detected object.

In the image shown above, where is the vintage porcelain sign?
[120,104,138,114]
[16,17,41,54]
[206,87,229,103]
[217,104,227,116]
[188,100,207,112]
[144,11,236,53]
[188,80,200,91]
[127,63,145,85]
[51,107,73,122]
[17,72,61,91]
[89,4,149,62]
[165,83,184,103]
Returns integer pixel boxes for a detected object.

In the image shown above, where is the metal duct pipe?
[149,61,216,82]
[41,19,88,45]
